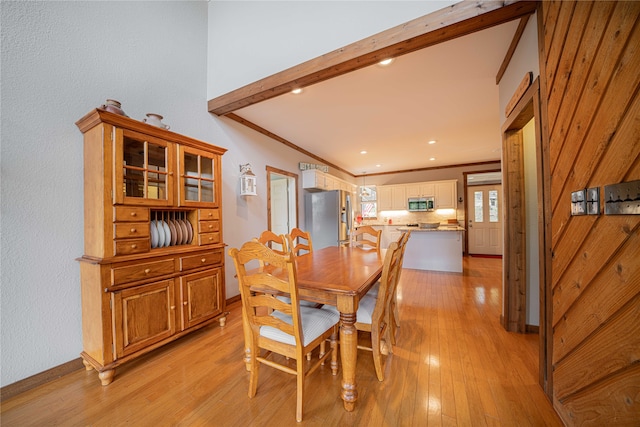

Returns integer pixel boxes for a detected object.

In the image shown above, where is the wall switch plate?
[586,187,600,215]
[604,180,640,215]
[571,189,587,216]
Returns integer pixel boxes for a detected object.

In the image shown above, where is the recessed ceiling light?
[291,88,303,94]
[378,58,394,66]
[429,157,436,161]
[376,164,381,167]
[428,140,437,145]
[360,150,367,154]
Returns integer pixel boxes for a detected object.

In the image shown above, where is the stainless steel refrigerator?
[304,190,352,250]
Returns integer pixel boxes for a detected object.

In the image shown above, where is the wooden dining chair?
[257,230,288,258]
[229,240,340,422]
[365,231,410,345]
[388,231,410,344]
[350,225,382,251]
[287,227,313,257]
[323,240,402,381]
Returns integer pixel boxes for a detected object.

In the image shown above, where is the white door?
[270,178,290,235]
[467,184,503,255]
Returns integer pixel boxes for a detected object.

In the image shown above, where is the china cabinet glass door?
[114,129,175,206]
[179,146,220,207]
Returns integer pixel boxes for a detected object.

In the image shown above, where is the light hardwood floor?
[1,256,563,426]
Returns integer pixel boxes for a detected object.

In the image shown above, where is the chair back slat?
[370,241,401,318]
[351,225,382,251]
[257,230,288,254]
[287,228,313,256]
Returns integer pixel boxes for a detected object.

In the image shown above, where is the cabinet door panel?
[114,129,175,207]
[435,181,457,209]
[179,146,220,207]
[113,280,175,358]
[179,269,223,330]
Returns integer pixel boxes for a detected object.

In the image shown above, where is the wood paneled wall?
[540,1,640,424]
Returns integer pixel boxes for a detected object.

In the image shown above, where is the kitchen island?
[396,226,465,273]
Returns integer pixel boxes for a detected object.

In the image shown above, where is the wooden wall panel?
[545,1,592,137]
[541,1,640,424]
[557,364,640,426]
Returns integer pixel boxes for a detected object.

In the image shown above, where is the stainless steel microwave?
[407,197,434,212]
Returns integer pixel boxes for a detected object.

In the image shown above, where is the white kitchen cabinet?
[406,183,435,197]
[378,186,393,210]
[302,169,325,190]
[302,169,356,193]
[435,180,457,209]
[391,186,407,210]
[378,185,406,211]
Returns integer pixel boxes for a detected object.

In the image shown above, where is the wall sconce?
[239,163,257,196]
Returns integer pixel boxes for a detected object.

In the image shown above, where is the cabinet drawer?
[112,259,175,285]
[198,220,220,234]
[198,209,220,221]
[180,250,223,271]
[198,232,221,246]
[114,222,150,239]
[114,238,150,256]
[114,206,149,222]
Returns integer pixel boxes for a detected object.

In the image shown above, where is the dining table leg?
[337,296,358,411]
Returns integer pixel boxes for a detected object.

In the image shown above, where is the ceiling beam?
[208,0,538,116]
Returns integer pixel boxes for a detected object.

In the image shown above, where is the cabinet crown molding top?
[76,108,227,156]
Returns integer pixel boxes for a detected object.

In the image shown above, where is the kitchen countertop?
[396,226,466,232]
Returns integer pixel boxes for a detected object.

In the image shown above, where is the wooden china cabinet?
[76,108,227,385]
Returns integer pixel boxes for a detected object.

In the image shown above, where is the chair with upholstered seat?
[229,239,340,423]
[323,240,402,381]
[350,225,382,251]
[287,228,313,257]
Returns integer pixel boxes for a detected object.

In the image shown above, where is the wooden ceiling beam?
[208,0,538,116]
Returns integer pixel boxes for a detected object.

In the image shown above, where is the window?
[474,191,484,222]
[489,189,499,222]
[360,185,377,218]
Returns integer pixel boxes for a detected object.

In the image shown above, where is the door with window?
[467,184,503,255]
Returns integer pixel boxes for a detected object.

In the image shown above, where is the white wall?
[497,12,540,326]
[0,0,217,387]
[498,12,540,121]
[207,0,458,98]
[2,0,452,387]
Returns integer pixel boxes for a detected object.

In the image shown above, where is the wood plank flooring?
[1,256,563,426]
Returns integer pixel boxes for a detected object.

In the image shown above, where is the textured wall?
[0,1,215,386]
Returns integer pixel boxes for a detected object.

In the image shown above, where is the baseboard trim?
[1,358,85,401]
[526,324,540,333]
[226,294,241,305]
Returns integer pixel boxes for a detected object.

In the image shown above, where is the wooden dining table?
[242,245,385,412]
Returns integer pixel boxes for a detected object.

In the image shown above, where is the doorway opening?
[501,77,552,397]
[266,166,298,235]
[464,171,503,256]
